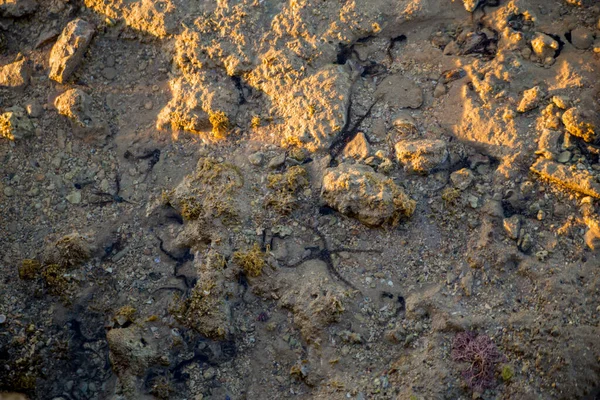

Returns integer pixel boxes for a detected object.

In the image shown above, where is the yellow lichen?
[233,243,266,277]
[265,166,309,214]
[19,259,41,280]
[208,110,230,140]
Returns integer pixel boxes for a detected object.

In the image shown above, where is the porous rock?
[54,89,107,136]
[49,19,95,83]
[0,59,30,89]
[0,106,34,140]
[395,139,448,174]
[321,163,415,226]
[561,107,598,142]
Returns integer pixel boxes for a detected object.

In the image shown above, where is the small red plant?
[451,331,506,392]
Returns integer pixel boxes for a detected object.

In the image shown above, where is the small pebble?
[0,314,6,324]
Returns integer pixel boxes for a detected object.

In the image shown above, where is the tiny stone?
[268,153,286,169]
[557,151,571,163]
[3,186,14,196]
[248,152,264,166]
[66,190,82,204]
[0,314,6,324]
[144,101,153,110]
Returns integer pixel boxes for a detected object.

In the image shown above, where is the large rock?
[49,19,95,83]
[561,107,598,142]
[0,59,30,89]
[54,89,107,136]
[0,0,37,17]
[0,107,34,140]
[570,27,594,50]
[395,139,449,174]
[531,158,600,198]
[321,163,415,226]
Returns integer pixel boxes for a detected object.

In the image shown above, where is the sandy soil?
[1,0,599,399]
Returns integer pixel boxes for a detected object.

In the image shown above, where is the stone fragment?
[395,139,448,174]
[570,27,594,50]
[0,0,37,17]
[557,151,571,163]
[0,59,29,89]
[531,32,559,59]
[392,112,417,135]
[551,95,570,110]
[248,152,264,166]
[343,132,371,160]
[531,158,600,198]
[0,106,34,140]
[49,19,95,83]
[561,107,598,142]
[517,86,544,113]
[450,168,474,190]
[537,129,562,157]
[503,215,521,240]
[54,89,107,136]
[433,83,447,98]
[375,74,423,109]
[321,163,415,226]
[584,216,600,250]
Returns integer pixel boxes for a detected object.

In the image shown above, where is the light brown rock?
[395,139,448,174]
[531,32,559,59]
[0,59,29,89]
[0,107,34,140]
[531,158,600,198]
[321,163,415,226]
[54,89,107,136]
[562,107,598,142]
[49,19,95,83]
[517,86,544,113]
[343,132,371,160]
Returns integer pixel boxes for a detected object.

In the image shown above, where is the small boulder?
[0,0,37,17]
[562,107,598,142]
[343,132,371,160]
[517,86,544,113]
[450,168,474,190]
[0,59,30,89]
[531,32,559,59]
[395,139,448,174]
[570,27,594,50]
[54,89,107,136]
[0,106,34,140]
[321,163,415,226]
[49,19,95,83]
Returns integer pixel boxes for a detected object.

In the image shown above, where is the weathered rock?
[0,107,34,140]
[281,65,354,151]
[537,129,562,157]
[531,158,600,198]
[584,216,600,250]
[0,0,37,17]
[375,74,423,109]
[450,168,474,190]
[107,326,161,397]
[570,27,594,50]
[517,86,544,113]
[157,75,239,140]
[49,19,95,83]
[503,215,521,240]
[0,59,30,89]
[561,107,598,142]
[395,139,448,174]
[321,163,415,226]
[54,89,107,136]
[531,32,559,59]
[552,95,570,110]
[343,132,371,160]
[462,0,481,12]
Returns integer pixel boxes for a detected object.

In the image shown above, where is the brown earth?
[1,0,599,399]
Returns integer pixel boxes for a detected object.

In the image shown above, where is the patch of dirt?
[1,0,599,399]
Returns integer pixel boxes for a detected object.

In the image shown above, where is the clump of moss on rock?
[233,243,266,277]
[45,232,91,268]
[19,259,41,280]
[265,165,309,214]
[208,110,230,140]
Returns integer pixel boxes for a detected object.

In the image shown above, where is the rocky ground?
[1,0,599,399]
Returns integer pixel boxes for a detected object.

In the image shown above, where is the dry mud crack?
[1,0,600,399]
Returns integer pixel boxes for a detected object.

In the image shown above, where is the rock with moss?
[233,243,266,277]
[265,165,309,214]
[321,163,415,227]
[562,107,598,142]
[0,107,34,140]
[44,232,92,268]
